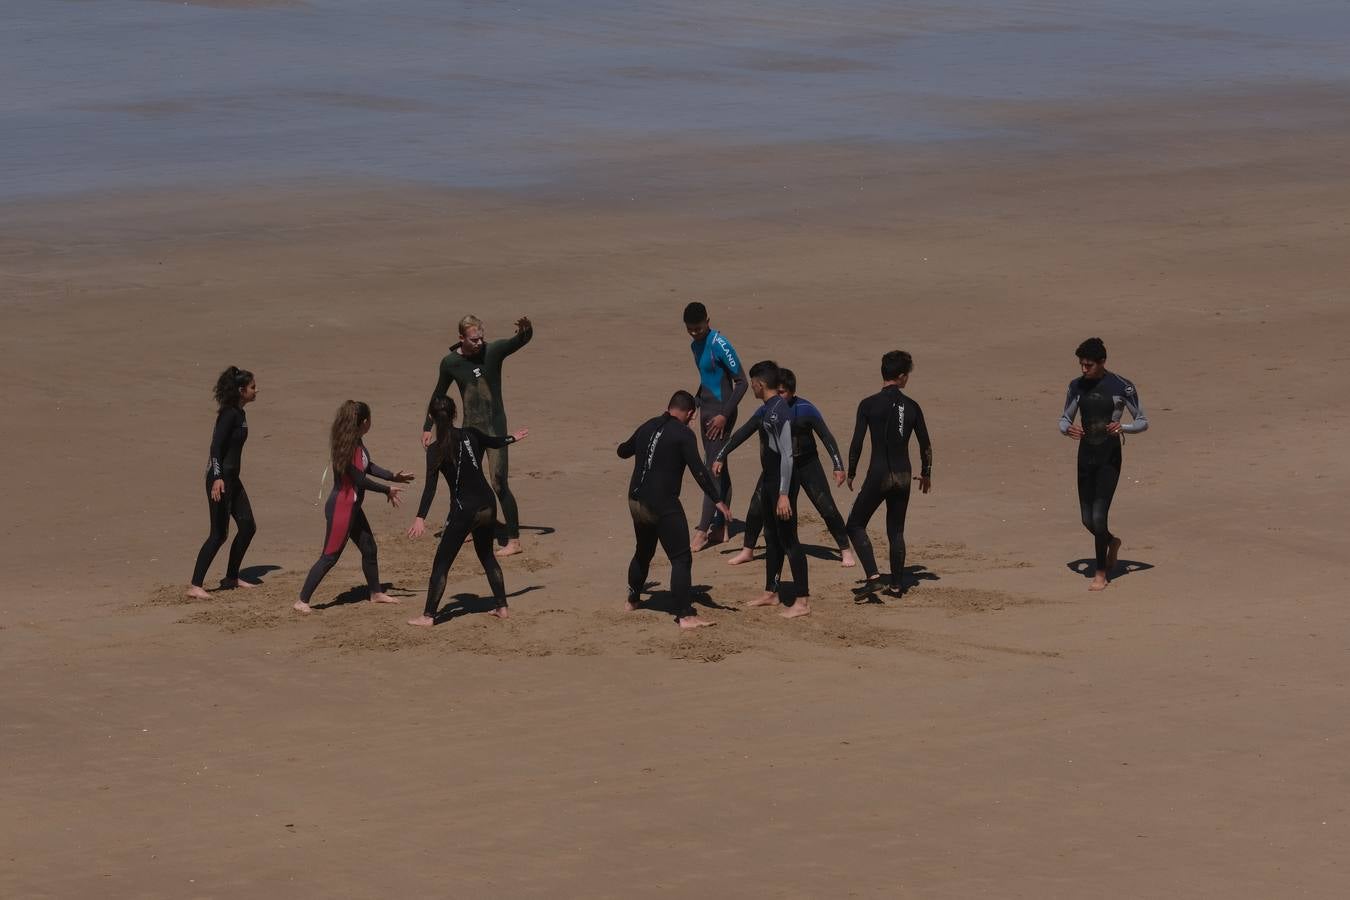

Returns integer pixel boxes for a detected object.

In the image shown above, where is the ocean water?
[3,0,1349,198]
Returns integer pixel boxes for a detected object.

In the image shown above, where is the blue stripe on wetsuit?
[690,329,742,405]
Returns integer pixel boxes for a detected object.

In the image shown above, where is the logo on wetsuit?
[638,427,665,490]
[894,402,905,439]
[472,367,483,378]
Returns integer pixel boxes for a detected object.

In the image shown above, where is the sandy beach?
[5,2,1350,896]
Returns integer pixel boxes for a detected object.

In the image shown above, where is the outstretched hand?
[512,428,530,442]
[515,316,532,333]
[386,486,404,508]
[407,517,427,539]
[392,470,416,483]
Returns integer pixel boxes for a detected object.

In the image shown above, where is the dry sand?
[4,86,1350,897]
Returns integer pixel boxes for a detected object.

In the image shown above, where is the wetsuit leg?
[627,500,662,596]
[470,505,506,608]
[697,428,732,533]
[845,472,887,579]
[191,474,234,587]
[883,480,913,588]
[656,503,694,618]
[350,507,381,598]
[741,482,765,549]
[424,508,475,618]
[1078,445,1121,571]
[762,476,808,603]
[223,480,257,581]
[485,444,521,541]
[299,492,347,603]
[798,455,849,551]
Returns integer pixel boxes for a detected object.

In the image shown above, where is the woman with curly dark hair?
[293,401,414,614]
[188,366,259,599]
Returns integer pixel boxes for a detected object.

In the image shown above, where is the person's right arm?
[423,356,453,438]
[847,399,867,481]
[1059,380,1082,438]
[680,427,722,504]
[415,446,440,519]
[346,465,391,496]
[208,409,236,480]
[617,425,641,459]
[713,407,763,467]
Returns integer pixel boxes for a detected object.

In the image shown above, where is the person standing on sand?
[188,366,260,599]
[845,351,933,598]
[294,401,414,614]
[407,396,528,627]
[683,301,748,552]
[423,314,532,557]
[712,361,812,618]
[725,367,856,569]
[1058,337,1148,591]
[618,390,731,629]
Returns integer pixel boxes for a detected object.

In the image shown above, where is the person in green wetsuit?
[423,314,533,557]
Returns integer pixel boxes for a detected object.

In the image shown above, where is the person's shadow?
[431,584,543,623]
[207,564,282,591]
[851,564,940,603]
[631,581,738,619]
[1066,558,1155,581]
[313,581,418,610]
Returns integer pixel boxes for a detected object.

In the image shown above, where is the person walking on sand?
[188,366,260,599]
[683,301,748,552]
[423,314,533,557]
[407,396,528,627]
[618,390,731,629]
[845,351,933,598]
[712,361,811,618]
[294,401,414,614]
[1058,337,1148,591]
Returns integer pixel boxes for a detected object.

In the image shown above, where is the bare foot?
[745,590,780,608]
[292,600,314,614]
[186,585,211,600]
[1106,537,1122,572]
[677,615,716,629]
[625,589,642,612]
[1089,571,1109,591]
[407,615,434,627]
[840,549,857,568]
[369,592,400,604]
[494,539,522,558]
[690,530,710,553]
[781,599,812,619]
[224,578,258,589]
[488,606,510,619]
[726,546,755,566]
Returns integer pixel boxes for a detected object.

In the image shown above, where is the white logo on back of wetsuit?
[638,428,665,489]
[895,402,905,439]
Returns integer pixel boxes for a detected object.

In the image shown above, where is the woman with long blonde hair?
[294,401,414,614]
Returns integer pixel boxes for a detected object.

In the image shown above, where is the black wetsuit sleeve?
[366,456,397,481]
[847,399,868,479]
[807,412,845,470]
[207,408,237,480]
[425,356,454,433]
[347,465,391,496]
[715,409,763,464]
[617,426,640,459]
[501,323,533,356]
[416,446,440,519]
[467,427,515,449]
[681,427,722,504]
[726,368,749,412]
[913,402,933,478]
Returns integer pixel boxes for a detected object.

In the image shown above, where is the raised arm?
[847,399,867,479]
[680,427,722,503]
[467,427,518,450]
[500,317,534,356]
[1120,380,1148,434]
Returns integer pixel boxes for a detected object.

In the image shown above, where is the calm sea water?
[3,0,1349,199]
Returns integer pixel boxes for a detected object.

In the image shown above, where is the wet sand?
[4,84,1350,896]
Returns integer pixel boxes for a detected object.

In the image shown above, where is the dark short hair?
[682,301,708,325]
[668,390,696,412]
[749,359,780,390]
[881,351,913,381]
[778,367,797,393]
[1075,337,1107,362]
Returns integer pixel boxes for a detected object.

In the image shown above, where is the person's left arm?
[1117,379,1148,434]
[913,401,933,492]
[804,403,845,472]
[500,316,534,356]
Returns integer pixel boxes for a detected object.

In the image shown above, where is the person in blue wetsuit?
[683,301,748,551]
[713,360,812,619]
[1058,337,1149,591]
[725,367,855,569]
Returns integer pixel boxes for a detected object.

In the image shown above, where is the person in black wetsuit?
[618,390,731,629]
[294,401,414,614]
[188,366,260,599]
[1058,337,1148,591]
[725,367,856,569]
[683,301,749,551]
[845,351,933,597]
[407,396,529,626]
[713,361,812,618]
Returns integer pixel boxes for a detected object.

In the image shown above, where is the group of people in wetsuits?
[189,306,1148,628]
